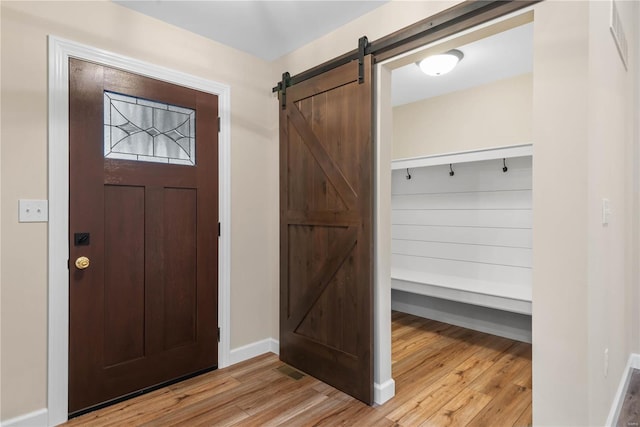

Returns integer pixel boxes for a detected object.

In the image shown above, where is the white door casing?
[47,36,231,427]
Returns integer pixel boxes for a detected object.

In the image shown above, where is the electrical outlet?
[604,348,609,377]
[19,199,48,223]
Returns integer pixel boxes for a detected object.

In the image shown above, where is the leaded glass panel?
[104,91,195,165]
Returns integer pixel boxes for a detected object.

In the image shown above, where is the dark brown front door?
[69,58,218,414]
[279,56,374,404]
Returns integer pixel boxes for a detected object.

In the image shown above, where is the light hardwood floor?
[65,311,532,426]
[617,369,640,427]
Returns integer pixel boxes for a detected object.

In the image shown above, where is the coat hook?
[502,158,508,173]
[405,168,412,180]
[449,164,455,177]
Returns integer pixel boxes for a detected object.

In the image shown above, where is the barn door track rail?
[272,0,539,100]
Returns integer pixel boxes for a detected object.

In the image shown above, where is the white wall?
[393,74,533,159]
[532,1,639,425]
[390,157,533,292]
[586,0,638,423]
[374,62,395,403]
[1,0,278,421]
[635,0,640,366]
[531,3,590,425]
[392,290,532,343]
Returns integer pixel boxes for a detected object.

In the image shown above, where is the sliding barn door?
[279,56,373,404]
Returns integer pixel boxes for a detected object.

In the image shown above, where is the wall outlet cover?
[19,199,49,222]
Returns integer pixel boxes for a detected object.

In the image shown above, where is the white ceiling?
[114,0,388,61]
[392,23,534,106]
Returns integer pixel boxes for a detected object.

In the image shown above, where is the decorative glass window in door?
[104,91,196,165]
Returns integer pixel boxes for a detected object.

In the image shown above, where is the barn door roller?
[358,36,369,84]
[275,72,291,110]
[273,35,369,104]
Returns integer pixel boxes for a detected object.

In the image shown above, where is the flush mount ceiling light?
[417,49,464,76]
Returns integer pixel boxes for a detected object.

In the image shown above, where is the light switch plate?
[19,199,48,222]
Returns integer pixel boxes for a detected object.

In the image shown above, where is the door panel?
[69,58,218,414]
[163,187,198,349]
[280,57,373,404]
[104,185,145,367]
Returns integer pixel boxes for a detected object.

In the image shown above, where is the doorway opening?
[271,0,537,413]
[67,59,220,416]
[47,36,232,426]
[375,10,534,424]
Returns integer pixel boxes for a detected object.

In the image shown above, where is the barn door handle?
[75,256,90,270]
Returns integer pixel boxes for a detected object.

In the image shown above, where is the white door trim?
[371,5,535,408]
[47,36,231,427]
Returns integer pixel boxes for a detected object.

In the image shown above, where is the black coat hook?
[449,164,455,177]
[502,158,508,173]
[405,168,412,180]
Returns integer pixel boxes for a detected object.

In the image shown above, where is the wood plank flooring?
[617,369,640,427]
[65,311,532,426]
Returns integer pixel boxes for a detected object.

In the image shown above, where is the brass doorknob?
[75,256,90,270]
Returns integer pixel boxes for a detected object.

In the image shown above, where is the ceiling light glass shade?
[418,49,464,76]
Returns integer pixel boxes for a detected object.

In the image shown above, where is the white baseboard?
[630,353,640,370]
[229,338,394,406]
[392,292,532,343]
[228,338,280,366]
[374,378,396,405]
[1,408,48,427]
[606,353,640,426]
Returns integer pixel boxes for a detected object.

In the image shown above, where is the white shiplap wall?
[390,155,533,314]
